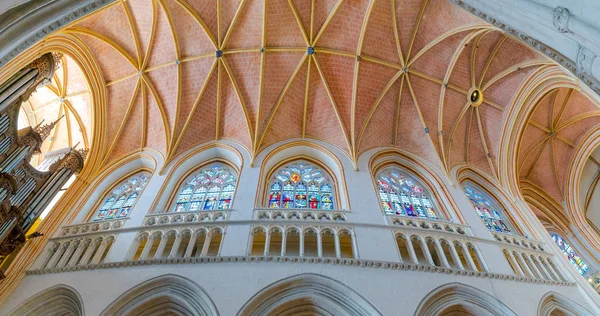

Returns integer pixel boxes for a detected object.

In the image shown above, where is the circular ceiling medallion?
[468,87,483,107]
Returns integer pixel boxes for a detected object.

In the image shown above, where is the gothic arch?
[456,166,529,236]
[369,149,459,222]
[538,292,593,316]
[414,283,517,316]
[237,273,381,316]
[8,284,84,316]
[101,274,219,316]
[256,140,350,209]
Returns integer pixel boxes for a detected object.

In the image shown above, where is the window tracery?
[376,167,439,220]
[93,173,150,221]
[170,163,237,212]
[463,184,513,234]
[551,233,589,276]
[267,161,335,210]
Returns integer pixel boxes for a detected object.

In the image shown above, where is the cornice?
[0,0,115,71]
[26,255,575,287]
[448,0,600,97]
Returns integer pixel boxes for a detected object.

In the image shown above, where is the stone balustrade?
[59,218,126,237]
[143,209,231,227]
[492,231,546,252]
[253,207,347,222]
[387,215,472,236]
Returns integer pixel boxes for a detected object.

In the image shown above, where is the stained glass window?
[463,184,513,234]
[551,233,589,276]
[376,167,440,220]
[93,173,150,221]
[170,163,237,212]
[268,161,335,210]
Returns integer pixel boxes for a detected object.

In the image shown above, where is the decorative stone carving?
[25,254,576,288]
[553,6,571,34]
[448,0,600,96]
[577,45,596,75]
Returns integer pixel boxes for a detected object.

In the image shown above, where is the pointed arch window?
[267,161,335,210]
[551,233,589,276]
[376,167,440,220]
[93,172,150,221]
[463,184,514,234]
[170,163,237,212]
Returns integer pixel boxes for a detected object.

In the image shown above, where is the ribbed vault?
[36,0,550,174]
[18,55,91,166]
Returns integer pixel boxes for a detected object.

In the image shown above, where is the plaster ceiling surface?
[19,55,92,166]
[45,0,563,173]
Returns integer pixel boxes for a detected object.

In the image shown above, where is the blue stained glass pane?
[464,185,512,234]
[551,233,588,275]
[94,173,150,222]
[189,201,201,211]
[100,196,116,211]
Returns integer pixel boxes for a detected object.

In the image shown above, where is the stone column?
[139,235,156,260]
[79,239,100,265]
[281,231,287,256]
[201,233,213,256]
[153,233,169,260]
[91,239,110,264]
[448,242,465,270]
[350,232,358,259]
[68,240,87,266]
[184,232,198,258]
[434,240,450,268]
[420,238,435,266]
[299,230,304,257]
[528,256,545,279]
[56,241,77,268]
[459,242,478,271]
[541,258,560,281]
[169,232,184,258]
[263,230,271,256]
[46,242,68,269]
[506,251,525,276]
[516,253,534,277]
[317,232,323,257]
[334,232,341,258]
[407,237,419,265]
[37,243,59,269]
[535,257,553,280]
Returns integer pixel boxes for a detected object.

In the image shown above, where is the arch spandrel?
[101,274,219,316]
[237,273,382,316]
[414,282,517,316]
[8,284,84,316]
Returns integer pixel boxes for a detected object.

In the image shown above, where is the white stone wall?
[2,139,599,315]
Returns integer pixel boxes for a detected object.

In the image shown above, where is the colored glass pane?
[93,173,150,221]
[551,233,589,276]
[376,167,440,220]
[268,161,336,210]
[170,164,237,212]
[464,185,513,234]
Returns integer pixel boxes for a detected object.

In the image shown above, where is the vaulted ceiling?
[44,0,555,174]
[19,55,91,166]
[519,88,600,203]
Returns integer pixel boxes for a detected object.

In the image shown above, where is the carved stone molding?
[26,255,575,287]
[577,45,597,75]
[449,0,600,96]
[553,6,571,34]
[0,0,115,70]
